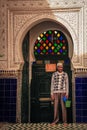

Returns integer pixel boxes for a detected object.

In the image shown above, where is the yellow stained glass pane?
[62,46,66,50]
[46,46,49,50]
[57,33,60,37]
[43,43,46,47]
[57,52,60,55]
[51,46,55,50]
[35,46,37,49]
[49,43,52,47]
[40,33,44,37]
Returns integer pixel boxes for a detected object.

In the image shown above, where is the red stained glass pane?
[40,46,44,50]
[46,40,49,43]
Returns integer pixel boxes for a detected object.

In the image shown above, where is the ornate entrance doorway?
[30,30,73,123]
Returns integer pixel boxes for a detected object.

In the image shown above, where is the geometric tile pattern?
[1,123,87,130]
[0,78,17,122]
[75,77,87,123]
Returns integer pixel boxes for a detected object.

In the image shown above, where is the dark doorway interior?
[30,29,72,123]
[30,58,72,123]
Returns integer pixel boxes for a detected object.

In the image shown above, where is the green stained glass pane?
[60,43,63,47]
[37,43,41,47]
[54,43,58,47]
[34,52,38,55]
[58,45,61,49]
[43,49,46,53]
[48,30,52,34]
[54,49,58,53]
[63,52,66,55]
[56,47,59,51]
[42,36,47,41]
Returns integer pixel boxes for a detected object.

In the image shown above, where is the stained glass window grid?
[34,30,68,58]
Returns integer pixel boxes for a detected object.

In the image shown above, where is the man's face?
[57,66,63,73]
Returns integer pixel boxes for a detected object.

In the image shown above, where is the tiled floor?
[1,123,87,130]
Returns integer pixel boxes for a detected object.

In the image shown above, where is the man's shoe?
[50,120,59,126]
[63,123,68,126]
[50,122,56,126]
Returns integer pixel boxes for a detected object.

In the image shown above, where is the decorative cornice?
[0,70,21,77]
[74,68,87,74]
[7,0,85,11]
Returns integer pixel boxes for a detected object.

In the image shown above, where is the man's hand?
[51,94,55,101]
[65,93,69,99]
[62,93,69,99]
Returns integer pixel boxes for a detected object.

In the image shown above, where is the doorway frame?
[15,15,76,123]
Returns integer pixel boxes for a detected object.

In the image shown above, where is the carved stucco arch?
[14,13,77,68]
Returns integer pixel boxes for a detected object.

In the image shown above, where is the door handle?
[39,97,51,102]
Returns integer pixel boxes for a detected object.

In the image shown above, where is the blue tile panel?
[75,77,87,123]
[0,78,17,122]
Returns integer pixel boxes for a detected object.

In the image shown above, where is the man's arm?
[51,74,54,100]
[65,73,69,98]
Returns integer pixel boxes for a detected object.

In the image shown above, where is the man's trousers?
[53,93,67,123]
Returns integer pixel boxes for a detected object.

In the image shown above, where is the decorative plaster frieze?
[0,70,18,77]
[10,8,83,68]
[0,61,7,69]
[83,7,87,66]
[7,0,85,10]
[14,14,37,40]
[0,0,8,61]
[55,11,78,36]
[8,10,38,69]
[13,10,79,40]
[74,68,87,78]
[84,58,87,67]
[74,68,87,73]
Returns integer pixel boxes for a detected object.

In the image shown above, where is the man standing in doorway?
[51,62,69,125]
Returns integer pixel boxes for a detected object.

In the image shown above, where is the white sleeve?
[65,73,69,96]
[51,74,54,95]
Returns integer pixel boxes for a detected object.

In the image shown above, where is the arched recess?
[15,14,76,66]
[30,20,73,62]
[30,24,73,123]
[15,14,76,122]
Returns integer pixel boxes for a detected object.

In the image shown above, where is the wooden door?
[30,63,53,123]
